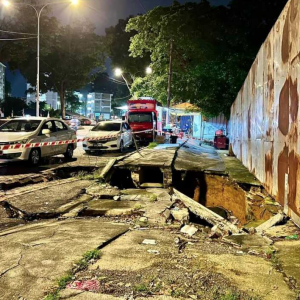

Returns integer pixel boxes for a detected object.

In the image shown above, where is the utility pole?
[166,39,173,125]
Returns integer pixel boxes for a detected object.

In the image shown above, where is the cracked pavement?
[0,219,129,300]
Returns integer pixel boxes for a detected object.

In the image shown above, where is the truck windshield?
[128,112,152,123]
[0,120,41,132]
[92,122,121,132]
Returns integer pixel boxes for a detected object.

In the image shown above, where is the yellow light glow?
[146,66,152,74]
[115,68,123,77]
[2,0,10,7]
[71,0,79,5]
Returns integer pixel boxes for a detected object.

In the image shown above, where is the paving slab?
[81,199,142,217]
[275,240,300,285]
[1,179,93,215]
[202,253,296,300]
[218,153,261,186]
[0,219,129,300]
[174,141,226,173]
[116,149,176,169]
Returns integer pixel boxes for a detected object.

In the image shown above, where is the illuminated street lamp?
[114,68,131,92]
[2,0,9,7]
[114,68,123,77]
[146,66,152,75]
[1,0,78,116]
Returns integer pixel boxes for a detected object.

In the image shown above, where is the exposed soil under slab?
[173,171,280,226]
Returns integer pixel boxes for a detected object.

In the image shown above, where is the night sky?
[7,0,230,97]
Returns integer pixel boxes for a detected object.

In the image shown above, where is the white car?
[0,117,77,165]
[83,120,133,154]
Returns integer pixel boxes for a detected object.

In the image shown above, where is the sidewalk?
[0,140,299,300]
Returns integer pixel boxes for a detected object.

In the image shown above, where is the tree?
[125,0,288,117]
[104,18,151,84]
[0,97,27,117]
[0,4,105,118]
[65,91,81,113]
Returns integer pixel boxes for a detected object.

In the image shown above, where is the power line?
[0,29,37,36]
[108,77,128,85]
[0,37,37,40]
[137,0,147,13]
[113,94,132,100]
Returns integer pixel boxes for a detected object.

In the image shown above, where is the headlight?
[10,139,29,145]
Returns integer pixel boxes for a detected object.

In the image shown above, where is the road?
[0,126,133,177]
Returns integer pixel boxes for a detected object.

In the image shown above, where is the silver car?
[0,117,77,165]
[83,120,133,154]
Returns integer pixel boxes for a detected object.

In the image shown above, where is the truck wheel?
[29,148,41,166]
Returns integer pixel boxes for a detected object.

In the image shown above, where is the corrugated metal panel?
[230,0,300,224]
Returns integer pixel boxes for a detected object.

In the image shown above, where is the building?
[26,84,60,110]
[86,92,112,120]
[0,63,6,101]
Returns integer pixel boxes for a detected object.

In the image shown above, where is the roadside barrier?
[0,129,204,152]
[0,129,154,151]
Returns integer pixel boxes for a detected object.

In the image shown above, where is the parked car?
[83,120,133,154]
[0,117,77,165]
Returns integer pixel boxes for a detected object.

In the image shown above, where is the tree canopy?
[0,3,105,118]
[123,0,288,117]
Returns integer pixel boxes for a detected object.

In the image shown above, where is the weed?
[57,273,73,289]
[171,288,185,298]
[148,142,158,149]
[134,204,143,210]
[265,248,278,265]
[134,283,150,293]
[218,291,240,300]
[44,249,101,300]
[149,194,157,202]
[44,292,59,300]
[75,171,103,181]
[83,249,101,261]
[75,249,101,271]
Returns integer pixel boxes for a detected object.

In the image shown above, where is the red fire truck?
[127,98,158,143]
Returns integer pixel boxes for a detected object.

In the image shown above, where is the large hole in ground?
[172,170,278,227]
[139,167,164,185]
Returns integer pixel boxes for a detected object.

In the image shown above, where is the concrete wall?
[229,0,300,224]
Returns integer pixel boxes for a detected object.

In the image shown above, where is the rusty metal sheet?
[230,0,300,225]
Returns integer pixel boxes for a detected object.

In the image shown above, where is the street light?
[2,0,9,7]
[114,68,131,92]
[115,68,123,77]
[146,66,152,75]
[1,0,78,117]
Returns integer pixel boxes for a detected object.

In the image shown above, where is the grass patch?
[44,249,101,300]
[149,194,157,202]
[134,283,150,293]
[75,171,103,181]
[75,249,102,271]
[218,292,240,300]
[44,292,60,300]
[57,273,73,289]
[148,142,158,149]
[134,204,143,211]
